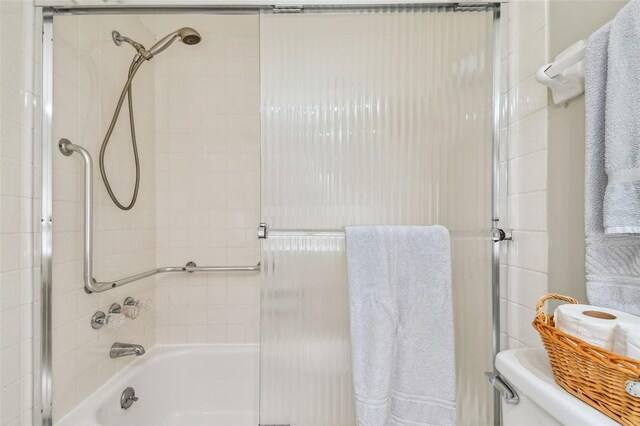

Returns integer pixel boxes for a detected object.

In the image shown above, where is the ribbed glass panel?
[261,237,355,425]
[260,8,494,426]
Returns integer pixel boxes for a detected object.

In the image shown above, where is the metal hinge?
[492,228,513,243]
[485,372,519,405]
[273,5,303,13]
[258,222,268,239]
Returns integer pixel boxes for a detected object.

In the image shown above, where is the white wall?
[51,14,157,422]
[547,0,626,301]
[144,15,261,345]
[500,0,632,350]
[0,0,38,424]
[501,0,551,350]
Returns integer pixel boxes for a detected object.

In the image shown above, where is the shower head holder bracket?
[112,31,123,46]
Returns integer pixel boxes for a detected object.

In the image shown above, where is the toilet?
[495,349,618,426]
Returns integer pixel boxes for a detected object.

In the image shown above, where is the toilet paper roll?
[554,304,634,351]
[614,320,640,360]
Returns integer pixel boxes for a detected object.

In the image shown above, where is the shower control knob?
[122,304,140,319]
[91,311,125,329]
[123,297,152,318]
[105,313,125,329]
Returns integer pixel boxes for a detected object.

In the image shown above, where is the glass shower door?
[260,7,495,425]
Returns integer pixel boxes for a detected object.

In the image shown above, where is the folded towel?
[584,4,640,315]
[584,23,610,237]
[603,0,640,234]
[346,226,456,426]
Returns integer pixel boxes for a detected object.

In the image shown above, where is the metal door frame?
[37,4,503,425]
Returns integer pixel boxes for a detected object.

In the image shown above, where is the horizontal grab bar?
[88,262,261,293]
[59,139,260,294]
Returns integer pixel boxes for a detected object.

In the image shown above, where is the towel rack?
[59,139,260,294]
[257,223,513,242]
[536,40,586,105]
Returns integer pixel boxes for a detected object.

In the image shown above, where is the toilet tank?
[495,349,618,426]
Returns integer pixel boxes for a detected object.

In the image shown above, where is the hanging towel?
[585,4,640,316]
[603,0,640,234]
[346,226,456,426]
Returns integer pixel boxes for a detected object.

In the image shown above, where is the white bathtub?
[57,344,259,426]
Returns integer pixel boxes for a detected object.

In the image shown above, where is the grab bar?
[59,139,260,293]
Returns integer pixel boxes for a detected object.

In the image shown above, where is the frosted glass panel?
[261,237,355,425]
[260,8,494,426]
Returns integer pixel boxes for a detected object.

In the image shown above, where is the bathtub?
[57,344,259,426]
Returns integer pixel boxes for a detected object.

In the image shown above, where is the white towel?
[346,226,456,426]
[584,23,610,237]
[603,0,640,234]
[585,7,640,316]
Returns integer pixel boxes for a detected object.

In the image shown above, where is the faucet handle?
[105,313,125,329]
[122,303,140,319]
[124,297,152,318]
[91,311,125,329]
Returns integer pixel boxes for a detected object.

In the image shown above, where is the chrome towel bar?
[59,139,260,293]
[257,223,512,242]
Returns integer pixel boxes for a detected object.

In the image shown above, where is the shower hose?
[99,55,146,211]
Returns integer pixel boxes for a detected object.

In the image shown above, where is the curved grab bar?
[58,138,260,293]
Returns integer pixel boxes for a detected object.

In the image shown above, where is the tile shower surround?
[150,15,261,345]
[50,14,157,422]
[500,0,551,350]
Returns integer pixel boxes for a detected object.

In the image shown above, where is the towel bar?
[257,223,513,242]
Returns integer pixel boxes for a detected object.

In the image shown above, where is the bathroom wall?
[501,0,629,350]
[0,1,38,424]
[546,0,626,302]
[51,15,156,422]
[144,15,261,345]
[501,0,551,350]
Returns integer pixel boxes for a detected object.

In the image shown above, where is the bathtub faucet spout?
[110,342,146,358]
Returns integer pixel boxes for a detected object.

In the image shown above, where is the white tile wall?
[50,15,156,422]
[146,15,261,345]
[501,0,550,351]
[0,1,38,424]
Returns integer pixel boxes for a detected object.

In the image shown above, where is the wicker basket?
[532,293,640,425]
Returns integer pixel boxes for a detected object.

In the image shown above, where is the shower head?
[147,27,202,57]
[112,27,201,61]
[179,28,202,45]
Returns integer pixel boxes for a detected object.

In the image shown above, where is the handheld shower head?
[102,26,202,211]
[112,28,201,61]
[179,28,202,45]
[148,27,202,57]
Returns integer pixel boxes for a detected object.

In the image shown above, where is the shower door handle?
[492,228,513,242]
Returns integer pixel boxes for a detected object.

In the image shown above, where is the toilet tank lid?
[495,349,618,426]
